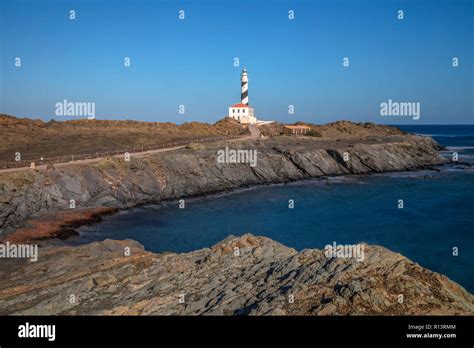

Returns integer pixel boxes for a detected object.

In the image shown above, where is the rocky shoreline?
[0,134,447,238]
[2,130,472,316]
[4,207,118,244]
[0,234,472,315]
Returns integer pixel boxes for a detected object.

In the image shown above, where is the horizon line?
[1,113,473,126]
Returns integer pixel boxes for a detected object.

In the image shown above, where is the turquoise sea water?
[73,125,474,292]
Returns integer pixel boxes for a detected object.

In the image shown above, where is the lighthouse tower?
[241,67,249,105]
[228,67,256,124]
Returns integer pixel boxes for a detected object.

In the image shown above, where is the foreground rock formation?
[0,234,472,315]
[0,133,447,236]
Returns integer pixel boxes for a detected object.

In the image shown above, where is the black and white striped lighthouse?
[228,67,256,124]
[241,67,249,105]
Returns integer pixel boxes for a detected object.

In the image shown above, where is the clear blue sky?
[1,0,473,124]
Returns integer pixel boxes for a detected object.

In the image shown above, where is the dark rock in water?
[0,234,471,315]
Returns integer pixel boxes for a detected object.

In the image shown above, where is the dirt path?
[0,125,262,174]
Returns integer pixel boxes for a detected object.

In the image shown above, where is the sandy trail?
[0,125,262,174]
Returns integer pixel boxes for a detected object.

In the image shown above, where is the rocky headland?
[1,120,470,316]
[0,129,447,238]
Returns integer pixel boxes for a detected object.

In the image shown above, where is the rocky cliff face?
[0,135,447,236]
[0,234,472,315]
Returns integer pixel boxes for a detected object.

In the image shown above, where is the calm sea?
[72,125,474,292]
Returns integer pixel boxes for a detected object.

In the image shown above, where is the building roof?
[284,125,311,130]
[230,103,250,108]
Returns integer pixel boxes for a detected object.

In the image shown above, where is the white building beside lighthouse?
[228,102,256,124]
[228,68,257,124]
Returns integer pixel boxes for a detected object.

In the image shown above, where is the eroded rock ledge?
[0,135,447,236]
[0,234,472,315]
